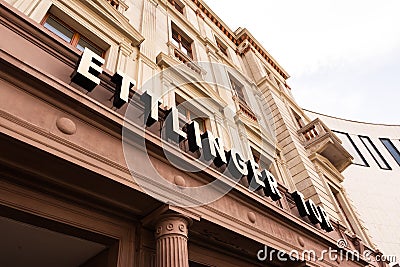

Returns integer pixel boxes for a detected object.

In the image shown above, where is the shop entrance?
[0,207,118,267]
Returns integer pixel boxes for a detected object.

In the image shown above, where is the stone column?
[155,215,190,267]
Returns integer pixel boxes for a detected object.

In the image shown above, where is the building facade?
[306,110,400,265]
[0,0,391,266]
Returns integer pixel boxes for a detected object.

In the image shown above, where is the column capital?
[155,214,191,239]
[155,214,191,267]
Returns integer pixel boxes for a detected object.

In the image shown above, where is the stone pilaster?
[13,0,40,15]
[155,215,190,267]
[141,0,158,61]
[116,40,134,73]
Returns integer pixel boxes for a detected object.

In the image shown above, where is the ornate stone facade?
[0,0,392,266]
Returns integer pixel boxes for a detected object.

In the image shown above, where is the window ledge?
[165,42,206,77]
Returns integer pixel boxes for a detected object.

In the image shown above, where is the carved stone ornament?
[247,211,256,223]
[155,215,190,239]
[297,236,305,247]
[174,175,186,187]
[56,117,76,135]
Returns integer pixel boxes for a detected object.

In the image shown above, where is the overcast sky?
[204,0,400,125]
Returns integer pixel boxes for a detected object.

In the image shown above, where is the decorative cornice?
[70,0,145,46]
[189,0,290,80]
[195,8,204,19]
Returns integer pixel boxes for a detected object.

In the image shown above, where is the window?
[228,74,246,104]
[42,14,104,56]
[274,77,282,88]
[251,147,269,170]
[215,38,228,57]
[176,96,206,133]
[359,135,391,170]
[329,185,356,234]
[252,147,261,164]
[172,26,193,59]
[168,0,184,14]
[264,66,271,78]
[380,138,400,166]
[291,109,305,129]
[333,131,369,167]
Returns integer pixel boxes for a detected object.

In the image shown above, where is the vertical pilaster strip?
[141,0,158,61]
[13,0,39,16]
[30,0,52,23]
[116,41,134,73]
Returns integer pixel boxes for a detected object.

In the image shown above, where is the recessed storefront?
[0,215,109,267]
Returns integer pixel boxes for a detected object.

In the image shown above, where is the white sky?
[204,0,400,125]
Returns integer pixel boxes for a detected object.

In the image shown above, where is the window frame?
[228,73,246,104]
[332,130,369,167]
[264,66,271,76]
[215,37,228,57]
[327,183,357,234]
[273,77,283,90]
[250,147,271,171]
[250,146,283,207]
[380,138,400,166]
[41,14,105,57]
[175,94,207,134]
[359,135,391,170]
[291,109,305,129]
[171,26,193,59]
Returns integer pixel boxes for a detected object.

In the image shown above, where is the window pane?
[171,38,180,49]
[181,39,191,50]
[359,136,391,170]
[44,16,74,43]
[181,46,188,56]
[77,37,103,56]
[172,29,180,43]
[172,27,193,59]
[182,43,192,57]
[380,138,400,166]
[186,50,193,59]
